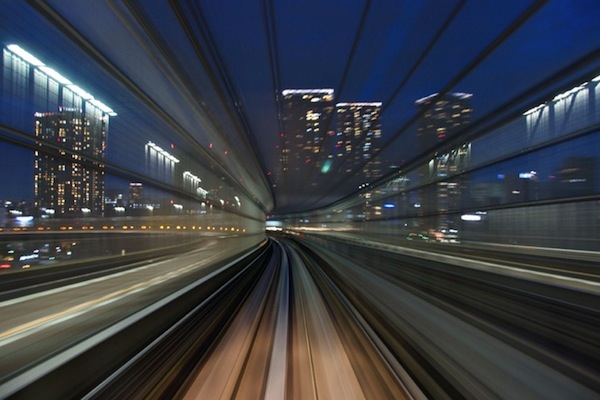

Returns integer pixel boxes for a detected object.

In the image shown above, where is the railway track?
[2,235,597,399]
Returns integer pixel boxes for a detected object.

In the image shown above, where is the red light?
[209,143,213,149]
[170,143,174,149]
[0,264,10,269]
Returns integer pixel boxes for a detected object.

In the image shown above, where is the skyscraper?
[415,92,472,234]
[280,89,335,178]
[415,92,472,151]
[335,102,383,181]
[34,106,107,216]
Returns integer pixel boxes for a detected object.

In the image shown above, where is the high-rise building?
[280,89,335,178]
[415,92,472,152]
[34,106,107,215]
[415,92,472,233]
[335,102,383,181]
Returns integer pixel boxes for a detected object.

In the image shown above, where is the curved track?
[0,235,597,399]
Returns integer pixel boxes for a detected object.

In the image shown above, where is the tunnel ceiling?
[6,0,600,215]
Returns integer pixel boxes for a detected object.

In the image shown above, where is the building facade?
[335,102,383,181]
[415,92,472,233]
[34,106,107,216]
[280,89,335,178]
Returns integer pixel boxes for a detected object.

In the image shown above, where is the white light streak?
[183,171,201,182]
[39,66,72,85]
[5,44,117,116]
[282,88,334,96]
[67,85,93,100]
[523,103,546,116]
[147,142,179,163]
[7,44,45,66]
[415,92,472,104]
[336,102,383,107]
[553,84,586,101]
[89,99,117,116]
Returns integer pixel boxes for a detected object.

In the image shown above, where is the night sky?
[0,0,599,213]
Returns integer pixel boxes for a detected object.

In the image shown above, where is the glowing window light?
[7,44,45,66]
[39,66,72,85]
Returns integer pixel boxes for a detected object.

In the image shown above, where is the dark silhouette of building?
[558,156,596,197]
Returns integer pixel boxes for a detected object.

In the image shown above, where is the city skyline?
[0,40,599,218]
